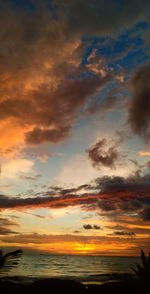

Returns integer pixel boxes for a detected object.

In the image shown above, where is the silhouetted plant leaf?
[131,267,140,276]
[141,249,148,271]
[148,253,150,267]
[131,249,150,283]
[0,249,23,274]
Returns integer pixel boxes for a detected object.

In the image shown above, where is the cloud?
[0,173,149,224]
[0,227,18,235]
[86,90,121,115]
[0,1,112,152]
[56,0,150,36]
[113,231,136,236]
[0,232,104,244]
[95,173,150,194]
[0,232,136,245]
[83,224,93,230]
[83,224,101,230]
[25,126,70,145]
[51,184,90,195]
[1,231,150,256]
[0,216,19,235]
[0,0,149,153]
[140,207,150,221]
[19,174,41,181]
[96,174,150,220]
[56,145,135,187]
[87,138,120,169]
[0,217,18,227]
[23,76,109,145]
[128,62,150,141]
[138,151,150,156]
[0,193,100,210]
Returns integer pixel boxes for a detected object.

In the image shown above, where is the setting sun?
[74,243,97,254]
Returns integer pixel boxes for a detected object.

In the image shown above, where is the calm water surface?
[5,254,141,281]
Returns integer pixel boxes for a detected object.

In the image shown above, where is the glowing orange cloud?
[0,232,147,256]
[138,150,150,156]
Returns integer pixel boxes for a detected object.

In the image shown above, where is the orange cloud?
[138,150,150,156]
[0,3,111,154]
[0,190,148,213]
[0,232,148,256]
[0,119,31,154]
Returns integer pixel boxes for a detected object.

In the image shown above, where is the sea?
[3,254,141,283]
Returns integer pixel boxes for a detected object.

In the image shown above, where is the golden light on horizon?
[73,243,97,254]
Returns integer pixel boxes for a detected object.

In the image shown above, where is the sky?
[0,0,150,256]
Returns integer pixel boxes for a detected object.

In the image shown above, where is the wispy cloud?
[0,216,19,236]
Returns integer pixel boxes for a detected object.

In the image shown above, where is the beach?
[0,254,149,293]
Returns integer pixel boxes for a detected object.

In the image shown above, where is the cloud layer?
[0,173,149,223]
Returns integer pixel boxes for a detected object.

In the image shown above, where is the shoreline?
[0,272,134,284]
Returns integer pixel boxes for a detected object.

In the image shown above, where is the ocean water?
[4,254,141,281]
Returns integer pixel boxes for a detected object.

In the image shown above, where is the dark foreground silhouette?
[0,277,149,294]
[0,249,23,272]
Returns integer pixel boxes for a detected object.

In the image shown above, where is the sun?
[73,243,97,254]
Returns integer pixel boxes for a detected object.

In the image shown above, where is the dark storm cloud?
[85,173,150,220]
[87,138,119,169]
[96,174,150,216]
[83,224,101,230]
[95,173,150,193]
[128,62,150,141]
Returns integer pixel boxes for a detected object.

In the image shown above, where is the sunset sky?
[0,0,150,256]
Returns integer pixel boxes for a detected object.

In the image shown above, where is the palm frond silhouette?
[0,249,23,274]
[131,249,150,282]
